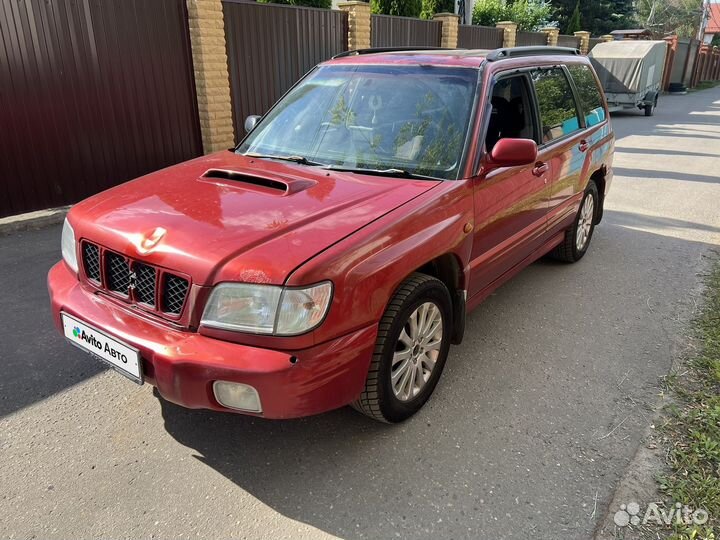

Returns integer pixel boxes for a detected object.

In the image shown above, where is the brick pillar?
[601,34,614,42]
[574,31,591,54]
[433,13,459,48]
[496,21,517,48]
[339,1,371,50]
[541,27,559,46]
[186,0,235,153]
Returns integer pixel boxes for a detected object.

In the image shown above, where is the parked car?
[49,46,614,423]
[589,40,667,116]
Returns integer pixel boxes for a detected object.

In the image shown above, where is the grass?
[658,260,720,540]
[689,81,720,92]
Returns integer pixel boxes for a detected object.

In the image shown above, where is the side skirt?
[466,231,565,313]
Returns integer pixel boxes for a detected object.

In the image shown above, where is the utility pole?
[697,0,710,42]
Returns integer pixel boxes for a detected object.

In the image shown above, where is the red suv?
[49,46,614,423]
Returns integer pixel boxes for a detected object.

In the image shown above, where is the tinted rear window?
[568,64,606,127]
[531,68,581,144]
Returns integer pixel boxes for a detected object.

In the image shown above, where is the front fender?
[287,180,475,345]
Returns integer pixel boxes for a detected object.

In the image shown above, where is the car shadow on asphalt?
[0,225,104,418]
[612,167,720,185]
[157,221,718,540]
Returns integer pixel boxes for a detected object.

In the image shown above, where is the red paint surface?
[48,51,614,418]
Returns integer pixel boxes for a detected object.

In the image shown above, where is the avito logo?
[72,325,129,364]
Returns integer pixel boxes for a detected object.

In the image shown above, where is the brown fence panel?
[586,37,603,52]
[371,14,441,47]
[224,1,347,141]
[684,39,700,87]
[671,39,691,84]
[457,24,504,49]
[0,0,202,217]
[516,31,547,46]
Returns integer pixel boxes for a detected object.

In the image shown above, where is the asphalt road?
[1,87,720,540]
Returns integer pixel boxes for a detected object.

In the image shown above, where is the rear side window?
[531,68,581,144]
[568,64,606,127]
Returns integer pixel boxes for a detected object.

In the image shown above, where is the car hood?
[70,152,439,285]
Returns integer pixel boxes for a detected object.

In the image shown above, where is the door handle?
[578,140,589,152]
[532,162,549,177]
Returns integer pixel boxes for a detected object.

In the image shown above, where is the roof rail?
[485,46,580,62]
[332,47,457,59]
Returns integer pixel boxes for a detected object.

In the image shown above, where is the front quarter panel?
[288,180,475,345]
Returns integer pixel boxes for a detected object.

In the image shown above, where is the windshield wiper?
[323,166,439,181]
[242,153,326,167]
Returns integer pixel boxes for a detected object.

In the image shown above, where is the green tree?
[554,0,634,35]
[471,0,553,31]
[257,0,332,7]
[371,0,422,17]
[566,1,582,33]
[420,0,456,19]
[636,0,704,38]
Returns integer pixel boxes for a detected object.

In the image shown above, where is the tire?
[352,273,453,423]
[550,180,599,263]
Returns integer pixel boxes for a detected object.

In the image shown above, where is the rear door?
[529,67,587,237]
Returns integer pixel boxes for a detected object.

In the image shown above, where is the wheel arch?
[415,253,467,345]
[589,166,607,224]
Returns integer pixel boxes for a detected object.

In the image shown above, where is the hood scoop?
[202,169,316,195]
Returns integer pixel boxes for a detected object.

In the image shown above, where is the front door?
[468,73,549,298]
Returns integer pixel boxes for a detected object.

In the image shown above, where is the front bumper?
[48,262,377,419]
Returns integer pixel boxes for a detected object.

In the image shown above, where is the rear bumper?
[48,262,376,419]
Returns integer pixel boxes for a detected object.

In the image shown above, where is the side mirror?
[487,138,538,169]
[244,115,261,134]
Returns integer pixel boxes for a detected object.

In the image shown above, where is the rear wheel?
[550,180,599,263]
[644,96,657,116]
[352,273,452,423]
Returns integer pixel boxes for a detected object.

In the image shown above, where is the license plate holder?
[61,312,143,384]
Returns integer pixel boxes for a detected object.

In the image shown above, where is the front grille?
[163,275,189,314]
[134,263,156,306]
[106,252,131,294]
[82,243,101,282]
[80,241,189,318]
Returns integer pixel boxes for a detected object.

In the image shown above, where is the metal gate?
[0,0,202,217]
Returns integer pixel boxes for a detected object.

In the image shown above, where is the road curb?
[0,206,69,236]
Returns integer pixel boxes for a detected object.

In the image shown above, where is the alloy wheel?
[391,302,443,402]
[575,194,595,251]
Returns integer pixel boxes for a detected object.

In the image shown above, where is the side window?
[531,68,581,144]
[568,64,607,127]
[485,74,536,152]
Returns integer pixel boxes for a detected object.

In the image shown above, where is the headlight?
[201,281,333,336]
[61,218,78,273]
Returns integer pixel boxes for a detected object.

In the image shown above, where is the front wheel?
[550,180,599,263]
[352,273,452,423]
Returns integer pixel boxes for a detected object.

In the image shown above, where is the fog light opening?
[213,381,262,413]
[289,355,298,365]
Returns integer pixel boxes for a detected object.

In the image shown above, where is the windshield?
[237,64,479,180]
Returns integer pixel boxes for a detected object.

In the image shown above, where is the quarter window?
[531,68,581,144]
[568,64,606,127]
